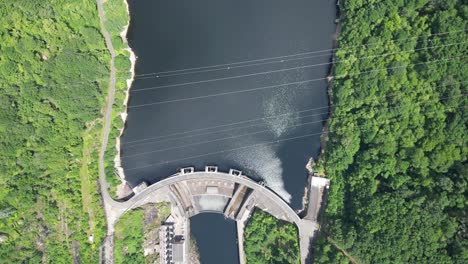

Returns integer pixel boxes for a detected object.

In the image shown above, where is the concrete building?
[160,216,186,264]
[132,181,148,194]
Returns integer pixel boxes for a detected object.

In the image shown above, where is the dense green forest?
[0,0,130,262]
[314,0,467,263]
[244,209,300,264]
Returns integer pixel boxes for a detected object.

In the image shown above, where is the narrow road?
[95,0,118,263]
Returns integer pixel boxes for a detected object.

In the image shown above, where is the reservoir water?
[124,0,336,263]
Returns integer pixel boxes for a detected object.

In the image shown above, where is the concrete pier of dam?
[102,166,330,264]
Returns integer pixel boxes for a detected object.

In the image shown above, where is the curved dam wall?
[122,0,336,263]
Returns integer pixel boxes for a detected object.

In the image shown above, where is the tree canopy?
[314,0,467,263]
[0,0,130,262]
[244,209,300,264]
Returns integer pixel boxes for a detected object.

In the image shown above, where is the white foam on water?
[229,73,313,203]
[262,82,302,138]
[230,144,292,202]
[198,196,229,211]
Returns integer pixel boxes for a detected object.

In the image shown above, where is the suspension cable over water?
[124,101,464,171]
[121,93,465,160]
[122,81,467,147]
[135,29,467,78]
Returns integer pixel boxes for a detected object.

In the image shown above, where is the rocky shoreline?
[113,0,136,197]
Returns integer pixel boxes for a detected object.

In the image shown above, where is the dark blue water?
[124,0,336,263]
[191,214,239,264]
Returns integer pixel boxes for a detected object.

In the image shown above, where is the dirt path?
[80,123,98,240]
[327,237,359,264]
[96,0,116,207]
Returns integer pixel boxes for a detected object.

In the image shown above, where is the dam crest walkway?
[103,167,329,264]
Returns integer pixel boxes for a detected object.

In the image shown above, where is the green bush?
[114,209,145,264]
[244,209,300,264]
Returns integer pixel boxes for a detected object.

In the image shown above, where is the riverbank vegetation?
[244,209,300,264]
[314,0,467,263]
[0,0,131,262]
[114,203,171,263]
[102,0,133,198]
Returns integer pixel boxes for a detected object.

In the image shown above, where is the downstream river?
[123,0,336,263]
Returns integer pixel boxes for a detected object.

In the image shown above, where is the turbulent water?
[263,88,302,138]
[230,144,291,201]
[198,196,229,211]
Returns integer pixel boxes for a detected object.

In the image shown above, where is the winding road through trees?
[95,0,119,262]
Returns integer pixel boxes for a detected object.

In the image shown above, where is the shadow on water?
[190,213,239,264]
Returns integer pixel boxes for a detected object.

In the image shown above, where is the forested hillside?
[314,0,467,263]
[244,209,300,264]
[0,0,128,262]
